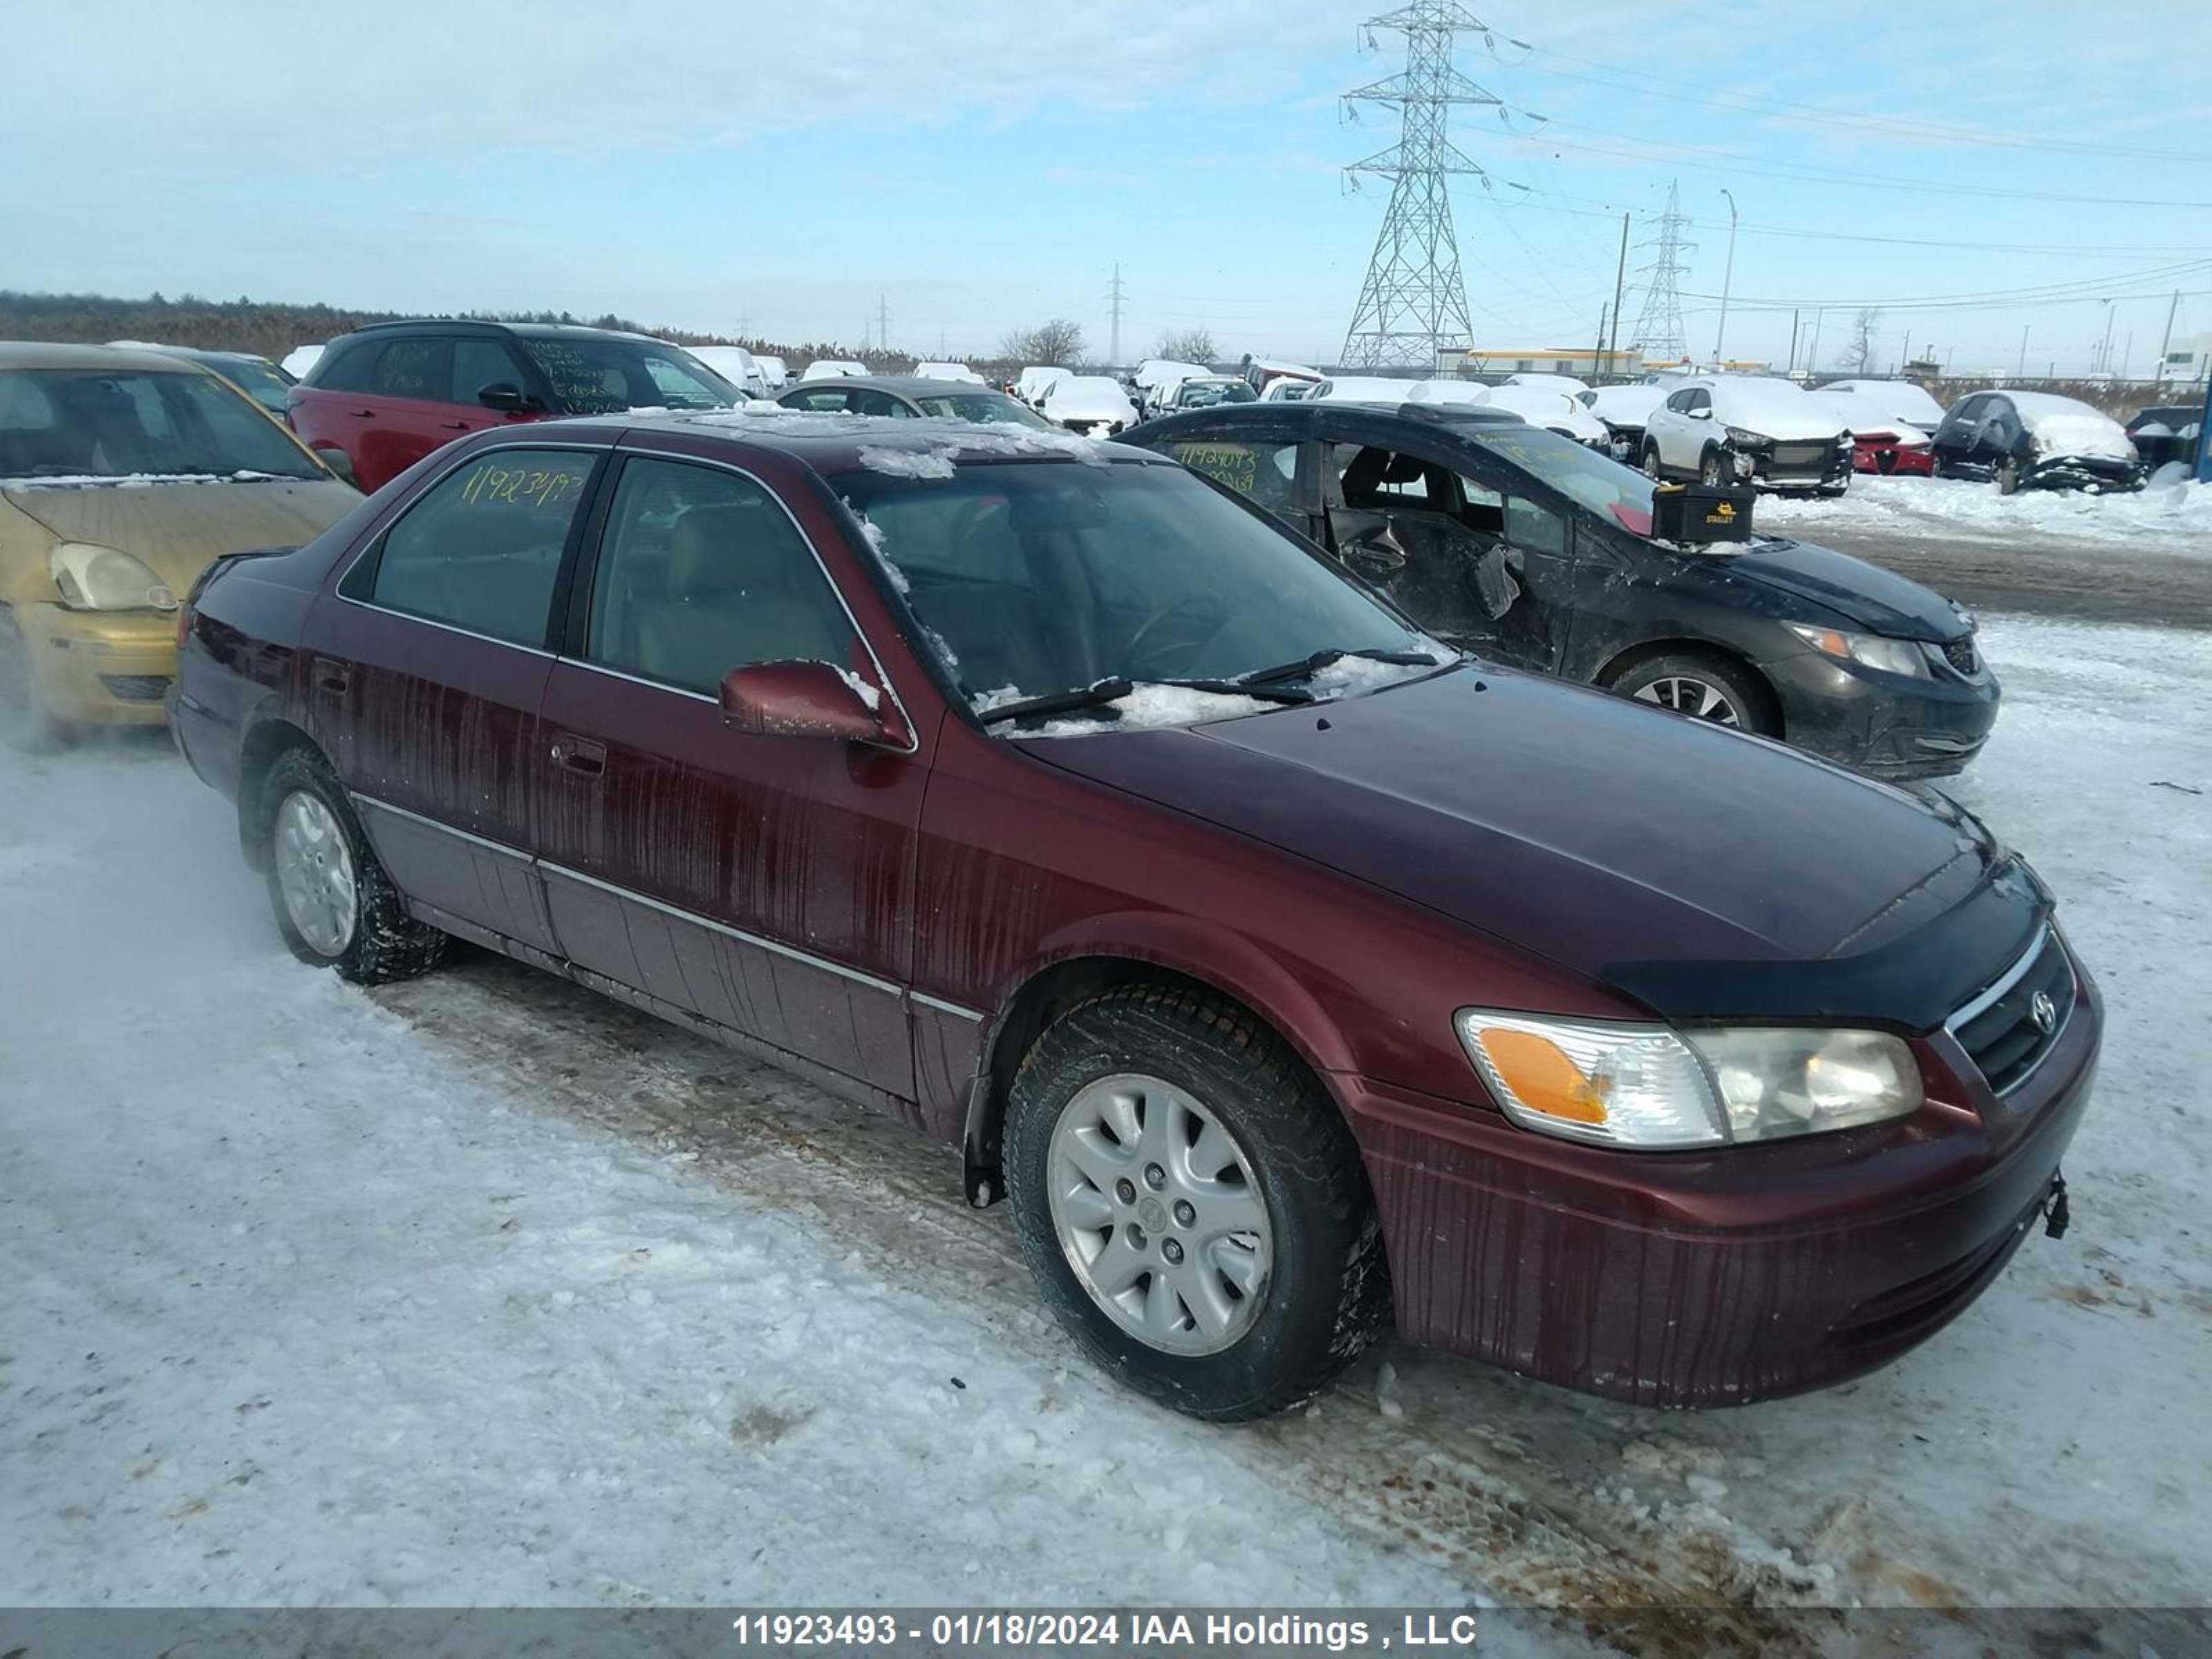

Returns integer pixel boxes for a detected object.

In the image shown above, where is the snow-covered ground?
[1,615,2206,1643]
[1760,471,2212,556]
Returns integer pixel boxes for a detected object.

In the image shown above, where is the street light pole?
[1714,189,1738,368]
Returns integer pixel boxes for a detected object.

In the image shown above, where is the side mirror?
[315,446,357,487]
[1688,404,1714,420]
[477,382,535,413]
[719,660,908,748]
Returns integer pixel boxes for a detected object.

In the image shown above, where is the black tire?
[260,747,448,984]
[1698,447,1729,487]
[1997,456,2023,495]
[1608,649,1779,736]
[1003,984,1389,1421]
[0,609,79,754]
[1640,440,1664,480]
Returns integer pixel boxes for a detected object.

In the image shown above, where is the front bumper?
[2024,453,2143,493]
[19,602,176,726]
[1344,952,2100,1406]
[1853,439,1936,476]
[1735,442,1855,493]
[1763,644,2001,779]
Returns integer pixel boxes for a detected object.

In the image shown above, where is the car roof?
[518,411,1154,475]
[782,375,1015,398]
[328,319,663,346]
[1130,401,1526,439]
[0,339,221,374]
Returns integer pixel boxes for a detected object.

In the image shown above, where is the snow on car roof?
[1824,378,1944,425]
[1698,375,1850,433]
[1813,387,1931,439]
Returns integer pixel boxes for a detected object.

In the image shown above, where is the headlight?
[1786,622,1928,677]
[48,543,176,611]
[1723,426,1770,448]
[1454,1011,1922,1150]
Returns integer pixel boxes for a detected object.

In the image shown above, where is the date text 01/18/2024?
[727,1611,1483,1651]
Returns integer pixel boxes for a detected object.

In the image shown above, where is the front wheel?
[1004,984,1389,1421]
[1640,440,1664,480]
[1698,447,1730,487]
[1610,650,1778,736]
[1998,456,2023,495]
[261,748,448,984]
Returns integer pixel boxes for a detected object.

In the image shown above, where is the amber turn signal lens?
[1476,1029,1610,1125]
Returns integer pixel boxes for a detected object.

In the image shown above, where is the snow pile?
[834,666,882,711]
[1586,384,1666,428]
[1305,655,1438,698]
[1009,682,1277,737]
[1038,376,1136,427]
[2007,391,2135,460]
[856,444,957,480]
[1759,472,2212,554]
[1820,377,1946,429]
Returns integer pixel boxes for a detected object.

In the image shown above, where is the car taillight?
[176,597,193,651]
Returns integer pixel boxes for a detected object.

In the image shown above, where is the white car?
[1820,378,1945,431]
[754,355,790,391]
[1131,358,1210,415]
[803,359,868,380]
[913,361,984,384]
[1311,375,1423,404]
[1503,371,1591,397]
[1399,379,1609,448]
[1240,357,1324,399]
[280,342,325,379]
[1261,379,1317,402]
[1641,376,1853,494]
[1015,365,1071,406]
[1038,374,1138,436]
[1582,384,1668,459]
[688,345,769,400]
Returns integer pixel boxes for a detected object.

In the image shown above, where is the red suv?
[171,415,2098,1420]
[288,321,741,492]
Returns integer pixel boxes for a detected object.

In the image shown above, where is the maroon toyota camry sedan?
[170,413,2099,1420]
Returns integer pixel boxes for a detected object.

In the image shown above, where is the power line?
[1488,42,2212,167]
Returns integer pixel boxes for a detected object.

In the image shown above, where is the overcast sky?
[9,0,2211,373]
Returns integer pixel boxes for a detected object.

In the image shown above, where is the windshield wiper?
[1238,645,1443,686]
[977,674,1314,727]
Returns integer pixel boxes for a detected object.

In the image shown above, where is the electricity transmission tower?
[1627,180,1694,366]
[1338,1,1497,371]
[1106,264,1127,365]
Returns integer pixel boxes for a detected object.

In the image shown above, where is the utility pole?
[1787,308,1799,377]
[1338,1,1495,368]
[1606,210,1628,368]
[1806,307,1823,373]
[1105,263,1127,366]
[878,295,890,357]
[2097,299,2115,377]
[2017,326,2029,379]
[1593,304,1608,377]
[1713,187,1738,368]
[2157,289,2180,386]
[2121,331,2134,383]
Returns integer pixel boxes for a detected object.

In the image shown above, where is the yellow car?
[0,341,359,749]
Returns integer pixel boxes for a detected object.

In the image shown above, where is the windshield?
[838,460,1439,722]
[1461,424,1655,534]
[1177,382,1256,407]
[194,354,292,413]
[910,391,1056,430]
[523,338,738,413]
[0,367,325,482]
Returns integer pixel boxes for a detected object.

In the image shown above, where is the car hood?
[1022,667,1997,991]
[1721,537,1969,640]
[2,477,357,592]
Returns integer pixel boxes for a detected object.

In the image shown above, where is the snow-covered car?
[1929,391,2144,493]
[1038,375,1138,435]
[803,359,868,380]
[1503,371,1591,397]
[1131,358,1209,417]
[1821,378,1946,432]
[1014,366,1071,406]
[754,355,789,391]
[1163,375,1257,413]
[279,342,325,380]
[1582,383,1667,460]
[1813,386,1936,477]
[0,341,357,749]
[1261,379,1316,402]
[1642,377,1853,494]
[1311,375,1424,404]
[1409,381,1609,448]
[912,361,984,384]
[687,345,769,400]
[778,375,1054,430]
[1130,398,2000,780]
[1238,356,1322,399]
[2124,403,2204,472]
[172,413,2095,1420]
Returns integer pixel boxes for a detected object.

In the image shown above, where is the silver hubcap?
[1047,1073,1272,1356]
[274,791,359,957]
[1634,675,1741,726]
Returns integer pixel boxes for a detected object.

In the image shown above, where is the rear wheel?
[0,610,77,754]
[261,748,448,984]
[1004,984,1389,1421]
[1609,650,1777,736]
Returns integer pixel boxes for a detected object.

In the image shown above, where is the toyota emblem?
[2029,991,2058,1035]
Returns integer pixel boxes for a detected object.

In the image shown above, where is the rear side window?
[1170,440,1299,515]
[584,457,856,694]
[355,446,594,645]
[310,340,379,393]
[785,388,852,413]
[368,337,453,402]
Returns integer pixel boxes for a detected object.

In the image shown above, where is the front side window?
[585,457,856,694]
[910,391,1054,429]
[0,368,325,482]
[785,388,853,413]
[1459,427,1651,529]
[358,446,592,644]
[310,340,379,393]
[451,339,523,404]
[839,460,1434,707]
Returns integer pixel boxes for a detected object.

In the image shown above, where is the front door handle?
[346,408,375,419]
[438,420,469,430]
[549,734,606,777]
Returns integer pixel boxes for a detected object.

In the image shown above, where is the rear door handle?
[438,420,469,430]
[311,655,350,695]
[549,734,606,777]
[348,408,375,418]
